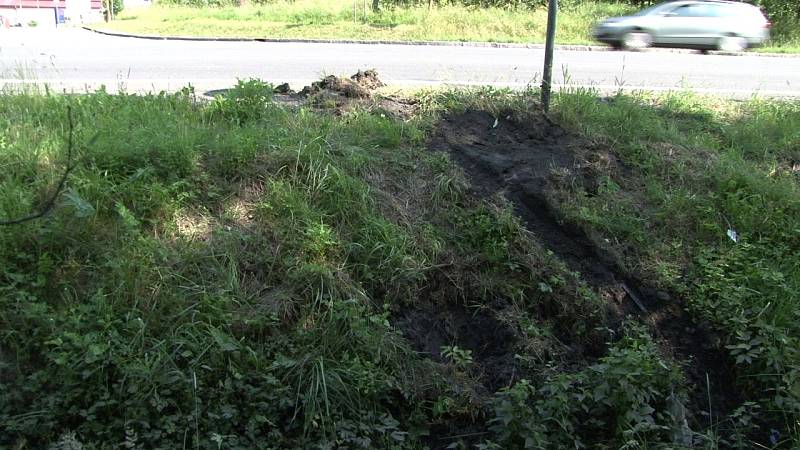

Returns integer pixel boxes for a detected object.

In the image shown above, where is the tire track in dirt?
[427,109,740,429]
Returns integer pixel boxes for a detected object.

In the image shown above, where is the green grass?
[0,82,609,449]
[97,0,800,52]
[101,1,636,44]
[552,88,800,444]
[1,81,799,448]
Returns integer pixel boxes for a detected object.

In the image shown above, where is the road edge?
[82,26,601,50]
[83,26,798,57]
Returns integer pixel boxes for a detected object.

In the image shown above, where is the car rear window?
[713,3,765,18]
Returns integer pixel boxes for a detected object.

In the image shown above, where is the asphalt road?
[1,28,799,96]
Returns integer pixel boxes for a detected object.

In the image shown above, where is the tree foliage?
[375,0,798,21]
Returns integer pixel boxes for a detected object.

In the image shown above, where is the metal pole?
[541,0,557,112]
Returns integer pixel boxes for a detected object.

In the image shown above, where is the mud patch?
[429,110,620,289]
[393,295,518,449]
[428,109,740,427]
[394,299,518,394]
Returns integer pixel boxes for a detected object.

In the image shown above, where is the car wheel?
[718,35,747,52]
[622,31,653,50]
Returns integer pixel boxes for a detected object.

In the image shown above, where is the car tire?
[622,31,653,50]
[718,35,747,52]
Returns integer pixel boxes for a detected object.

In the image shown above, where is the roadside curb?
[83,26,798,58]
[82,26,604,50]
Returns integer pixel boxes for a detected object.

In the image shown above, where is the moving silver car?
[592,0,771,52]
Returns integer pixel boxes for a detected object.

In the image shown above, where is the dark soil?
[300,69,384,99]
[429,111,621,290]
[426,109,741,431]
[394,299,515,449]
[394,298,519,394]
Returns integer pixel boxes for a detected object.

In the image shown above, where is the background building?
[0,0,103,28]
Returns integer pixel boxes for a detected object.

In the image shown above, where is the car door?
[656,3,716,46]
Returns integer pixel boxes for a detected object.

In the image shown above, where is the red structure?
[0,0,102,26]
[0,0,101,8]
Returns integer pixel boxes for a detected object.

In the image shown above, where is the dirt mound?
[428,109,739,429]
[260,71,416,119]
[300,69,385,99]
[351,69,386,90]
[300,76,370,99]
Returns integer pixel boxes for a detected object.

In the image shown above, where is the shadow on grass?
[367,23,399,29]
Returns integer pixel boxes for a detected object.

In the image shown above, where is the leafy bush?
[111,0,123,15]
[158,0,238,7]
[694,235,800,421]
[381,0,548,8]
[754,0,800,21]
[485,323,687,448]
[378,0,798,21]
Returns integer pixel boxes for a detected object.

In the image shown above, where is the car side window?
[668,4,716,17]
[698,4,725,17]
[668,5,692,17]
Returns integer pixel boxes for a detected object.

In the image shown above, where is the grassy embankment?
[98,0,800,52]
[0,81,798,448]
[554,87,800,444]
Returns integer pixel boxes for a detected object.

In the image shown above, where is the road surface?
[1,28,798,96]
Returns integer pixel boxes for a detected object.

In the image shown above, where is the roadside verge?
[84,26,799,57]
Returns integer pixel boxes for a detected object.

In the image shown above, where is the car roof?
[646,0,760,12]
[661,0,750,4]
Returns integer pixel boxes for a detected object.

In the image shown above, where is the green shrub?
[207,79,275,125]
[485,323,687,448]
[694,235,800,419]
[552,89,800,445]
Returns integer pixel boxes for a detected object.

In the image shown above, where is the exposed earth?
[210,70,747,447]
[427,108,740,439]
